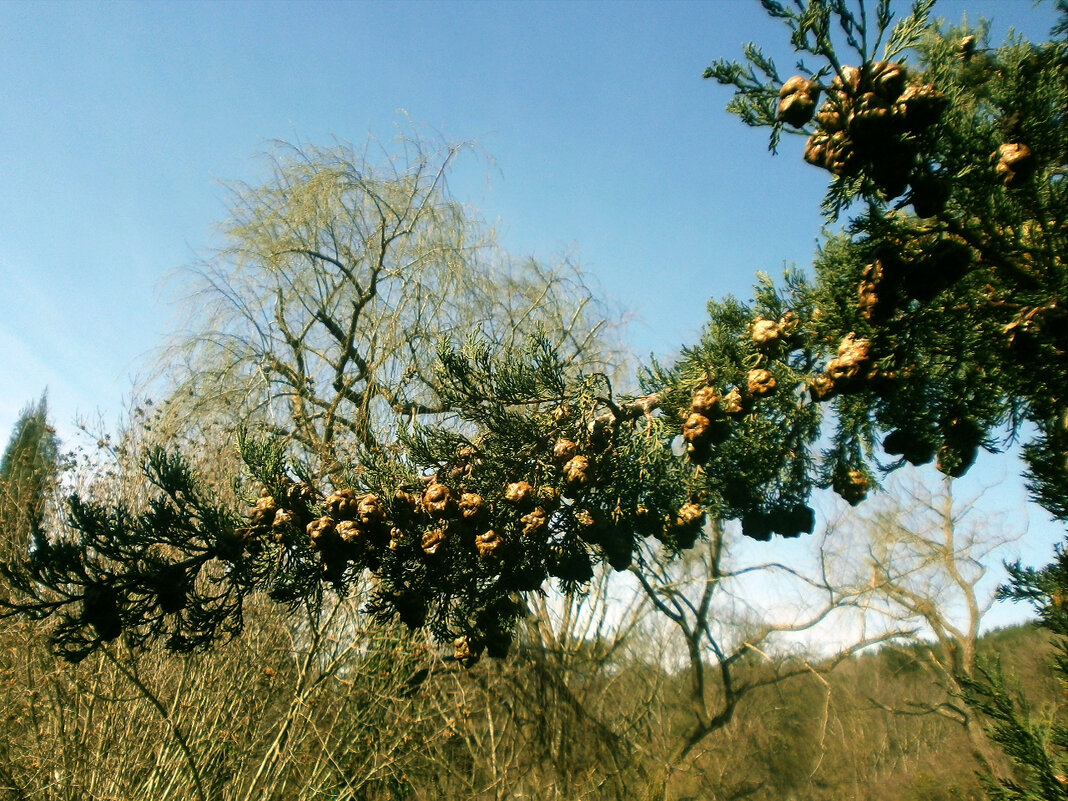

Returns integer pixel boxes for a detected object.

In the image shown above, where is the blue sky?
[0,0,1063,623]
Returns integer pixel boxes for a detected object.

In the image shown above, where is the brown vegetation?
[0,589,1057,801]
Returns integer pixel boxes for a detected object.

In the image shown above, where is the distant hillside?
[667,621,1061,801]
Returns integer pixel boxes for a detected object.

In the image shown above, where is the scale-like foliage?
[708,0,1067,513]
[957,544,1068,801]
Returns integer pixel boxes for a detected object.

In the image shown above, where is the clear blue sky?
[0,0,1062,622]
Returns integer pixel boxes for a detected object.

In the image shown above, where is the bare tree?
[832,474,1025,772]
[503,572,657,799]
[417,520,896,801]
[627,521,900,801]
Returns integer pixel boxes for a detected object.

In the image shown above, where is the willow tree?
[150,134,618,482]
[2,1,1065,668]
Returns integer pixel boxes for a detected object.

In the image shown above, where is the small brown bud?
[552,438,579,462]
[816,101,846,132]
[827,357,859,383]
[838,333,872,363]
[858,262,886,321]
[423,482,453,517]
[421,528,447,556]
[741,511,773,542]
[574,508,597,529]
[336,520,363,544]
[721,386,752,416]
[895,83,948,132]
[459,492,484,519]
[271,508,296,541]
[357,494,384,526]
[747,368,777,398]
[778,75,820,99]
[634,503,660,536]
[883,429,935,466]
[683,412,712,443]
[563,455,591,489]
[831,64,862,94]
[777,90,818,127]
[937,417,982,478]
[307,517,337,550]
[809,373,836,402]
[690,386,720,415]
[283,482,317,509]
[750,317,783,349]
[832,470,869,506]
[675,502,705,530]
[827,337,877,388]
[804,132,833,169]
[867,60,907,102]
[847,91,894,145]
[505,480,535,507]
[475,528,503,558]
[253,493,278,512]
[394,489,422,516]
[248,494,279,528]
[521,506,549,538]
[994,143,1034,188]
[453,636,480,668]
[825,130,859,176]
[326,489,359,520]
[778,311,800,336]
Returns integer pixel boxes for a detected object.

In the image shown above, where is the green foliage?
[1,448,255,661]
[708,0,1067,513]
[956,535,1068,801]
[964,659,1067,801]
[704,0,934,154]
[707,10,1068,792]
[0,393,60,558]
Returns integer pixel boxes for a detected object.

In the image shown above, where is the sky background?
[1,0,1063,630]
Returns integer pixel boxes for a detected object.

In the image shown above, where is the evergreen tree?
[959,545,1068,800]
[0,393,60,560]
[701,0,1067,518]
[1,0,1064,667]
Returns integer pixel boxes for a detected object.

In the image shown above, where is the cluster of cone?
[780,60,1036,201]
[774,62,1030,493]
[882,416,982,478]
[681,315,803,462]
[807,333,876,402]
[779,62,948,199]
[234,426,719,665]
[677,314,816,536]
[857,236,974,323]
